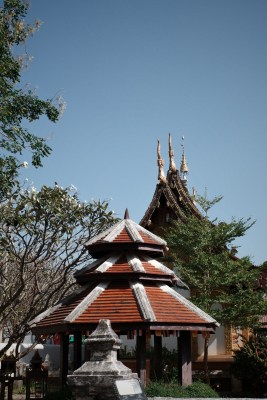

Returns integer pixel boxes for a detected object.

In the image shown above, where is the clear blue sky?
[16,0,267,265]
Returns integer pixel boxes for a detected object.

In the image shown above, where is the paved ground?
[10,396,264,400]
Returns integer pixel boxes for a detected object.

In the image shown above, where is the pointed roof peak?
[124,208,130,219]
[180,136,189,179]
[168,133,177,173]
[157,139,167,184]
[180,151,189,173]
[85,215,167,258]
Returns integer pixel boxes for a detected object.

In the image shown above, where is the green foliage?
[0,0,61,199]
[145,380,219,398]
[165,195,266,330]
[185,382,219,397]
[232,334,267,396]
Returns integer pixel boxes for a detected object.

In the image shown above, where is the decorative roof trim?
[64,282,109,323]
[142,255,188,288]
[103,221,125,242]
[157,139,167,184]
[133,221,167,246]
[159,284,219,326]
[131,281,156,322]
[85,221,120,246]
[30,285,89,326]
[169,171,202,218]
[88,217,167,247]
[127,253,145,272]
[29,303,63,327]
[96,254,121,273]
[125,219,144,242]
[168,133,176,173]
[140,183,187,227]
[142,255,174,275]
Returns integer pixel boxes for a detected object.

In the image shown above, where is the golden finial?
[157,139,167,184]
[180,136,189,184]
[168,133,176,173]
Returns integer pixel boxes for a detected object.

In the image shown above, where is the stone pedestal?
[67,320,138,400]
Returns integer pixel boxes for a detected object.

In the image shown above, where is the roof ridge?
[127,253,145,272]
[130,281,156,322]
[125,219,144,242]
[85,221,121,246]
[64,282,108,323]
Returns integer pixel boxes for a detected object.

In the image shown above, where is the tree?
[0,0,62,200]
[0,1,118,359]
[164,195,267,383]
[0,184,116,358]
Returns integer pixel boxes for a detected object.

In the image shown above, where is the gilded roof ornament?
[157,139,167,184]
[180,136,189,186]
[168,133,177,173]
[180,152,189,174]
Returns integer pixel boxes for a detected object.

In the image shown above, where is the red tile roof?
[31,214,217,334]
[85,218,167,258]
[32,280,217,330]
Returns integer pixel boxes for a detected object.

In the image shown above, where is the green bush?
[145,380,219,398]
[185,382,219,397]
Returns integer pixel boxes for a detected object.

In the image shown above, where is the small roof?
[86,211,167,258]
[74,251,186,288]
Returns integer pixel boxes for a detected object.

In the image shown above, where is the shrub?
[185,382,219,397]
[145,380,219,398]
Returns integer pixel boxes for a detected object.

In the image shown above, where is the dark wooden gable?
[140,136,202,233]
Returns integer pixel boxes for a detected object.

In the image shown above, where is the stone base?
[68,360,138,400]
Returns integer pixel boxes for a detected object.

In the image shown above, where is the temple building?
[140,134,243,391]
[140,135,201,234]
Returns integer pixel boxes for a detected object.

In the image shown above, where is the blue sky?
[16,0,267,265]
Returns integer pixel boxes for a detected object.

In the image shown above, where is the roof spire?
[180,136,189,186]
[157,139,167,184]
[124,208,130,219]
[168,133,176,173]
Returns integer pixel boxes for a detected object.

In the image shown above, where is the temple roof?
[140,135,202,231]
[31,212,218,335]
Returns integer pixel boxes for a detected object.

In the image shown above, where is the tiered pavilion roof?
[32,210,217,335]
[31,208,217,386]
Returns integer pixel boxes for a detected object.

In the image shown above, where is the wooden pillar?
[177,331,192,386]
[136,330,147,386]
[73,331,82,370]
[60,332,69,387]
[154,334,163,380]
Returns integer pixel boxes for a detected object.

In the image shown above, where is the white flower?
[22,161,28,168]
[69,184,77,192]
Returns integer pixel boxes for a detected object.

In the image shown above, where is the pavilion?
[31,209,217,387]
